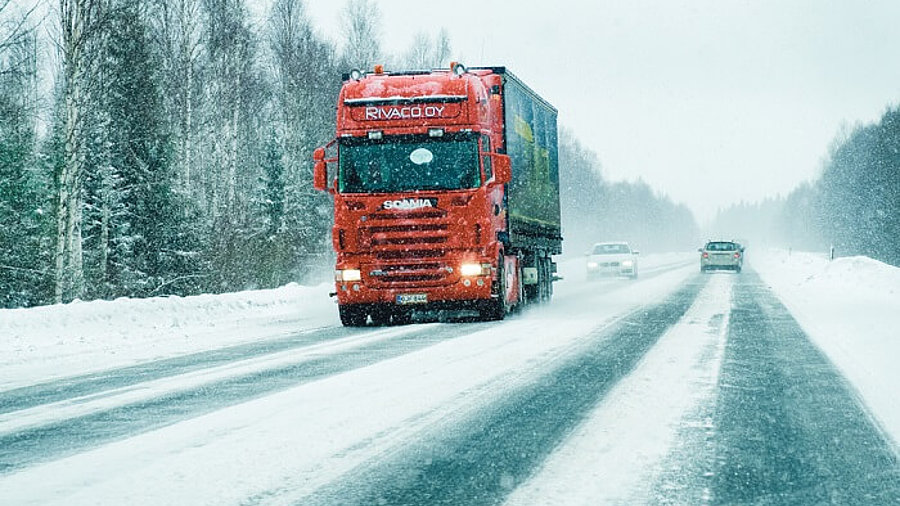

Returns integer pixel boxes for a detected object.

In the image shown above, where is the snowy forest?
[711,106,900,267]
[0,0,701,309]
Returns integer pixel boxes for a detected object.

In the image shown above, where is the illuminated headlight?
[587,261,598,269]
[460,262,491,277]
[336,269,362,282]
[622,260,634,267]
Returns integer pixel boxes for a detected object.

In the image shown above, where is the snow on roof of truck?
[343,95,468,105]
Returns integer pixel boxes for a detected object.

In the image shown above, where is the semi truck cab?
[314,64,561,326]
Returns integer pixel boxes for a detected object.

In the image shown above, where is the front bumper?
[335,275,493,306]
[587,262,635,277]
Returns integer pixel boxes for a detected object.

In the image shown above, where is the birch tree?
[400,28,452,70]
[56,0,104,302]
[0,0,40,72]
[200,0,254,219]
[339,0,381,71]
[151,0,203,195]
[267,0,339,283]
[199,0,277,289]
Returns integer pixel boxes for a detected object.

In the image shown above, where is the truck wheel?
[392,308,413,325]
[539,257,553,302]
[483,257,509,321]
[370,307,392,326]
[339,305,367,327]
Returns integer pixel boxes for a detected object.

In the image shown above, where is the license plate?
[396,293,427,305]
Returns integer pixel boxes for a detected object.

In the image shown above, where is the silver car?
[586,242,639,280]
[700,240,744,273]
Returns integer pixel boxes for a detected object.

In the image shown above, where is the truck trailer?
[314,64,562,326]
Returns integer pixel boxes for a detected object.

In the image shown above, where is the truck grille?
[362,209,455,287]
[375,249,446,260]
[368,262,448,283]
[367,209,445,221]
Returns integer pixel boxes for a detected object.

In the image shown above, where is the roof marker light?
[428,128,444,137]
[368,130,383,140]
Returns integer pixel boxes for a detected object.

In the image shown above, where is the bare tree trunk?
[53,166,70,303]
[98,188,110,289]
[177,0,200,194]
[184,52,194,187]
[56,0,101,303]
[228,69,240,217]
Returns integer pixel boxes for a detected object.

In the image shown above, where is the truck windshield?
[338,137,480,193]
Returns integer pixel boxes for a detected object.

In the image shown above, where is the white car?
[586,242,639,280]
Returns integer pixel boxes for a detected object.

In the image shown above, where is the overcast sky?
[304,0,900,223]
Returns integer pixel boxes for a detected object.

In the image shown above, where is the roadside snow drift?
[0,283,337,390]
[751,250,900,449]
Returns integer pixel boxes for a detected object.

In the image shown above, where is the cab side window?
[481,135,492,181]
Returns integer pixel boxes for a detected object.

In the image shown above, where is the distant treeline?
[559,130,701,257]
[0,0,698,309]
[711,106,900,266]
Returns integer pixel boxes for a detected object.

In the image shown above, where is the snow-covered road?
[1,251,898,504]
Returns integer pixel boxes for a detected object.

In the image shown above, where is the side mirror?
[313,147,327,191]
[697,248,703,252]
[492,154,511,185]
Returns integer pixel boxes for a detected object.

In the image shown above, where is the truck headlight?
[622,260,633,267]
[460,262,490,277]
[337,269,361,282]
[587,261,598,269]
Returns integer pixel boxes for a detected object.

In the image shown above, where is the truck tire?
[339,305,368,327]
[370,307,392,326]
[539,257,553,302]
[482,257,509,321]
[392,308,413,325]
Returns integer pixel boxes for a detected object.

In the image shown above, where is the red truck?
[314,64,562,326]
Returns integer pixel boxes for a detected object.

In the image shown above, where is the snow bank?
[752,250,900,450]
[0,283,337,390]
[0,253,697,391]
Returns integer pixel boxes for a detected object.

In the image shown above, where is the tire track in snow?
[0,322,492,475]
[297,275,708,506]
[0,259,691,417]
[0,325,352,414]
[709,270,900,504]
[507,273,733,505]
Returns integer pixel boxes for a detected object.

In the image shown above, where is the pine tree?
[0,28,52,307]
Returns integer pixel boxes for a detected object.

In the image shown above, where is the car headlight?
[622,260,633,267]
[460,262,490,277]
[587,261,598,269]
[336,269,362,282]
